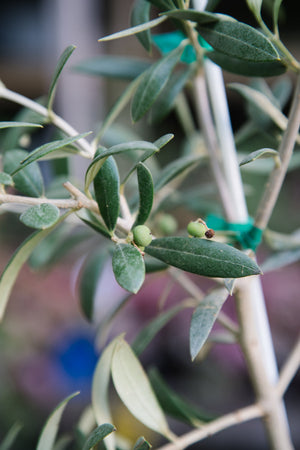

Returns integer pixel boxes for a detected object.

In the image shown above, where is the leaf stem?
[0,85,94,158]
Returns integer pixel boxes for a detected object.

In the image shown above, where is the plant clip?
[152,30,213,63]
[206,214,263,251]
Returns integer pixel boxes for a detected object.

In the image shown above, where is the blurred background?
[0,1,299,448]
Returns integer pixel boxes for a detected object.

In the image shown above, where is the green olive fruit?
[187,221,206,238]
[132,225,152,247]
[157,214,178,235]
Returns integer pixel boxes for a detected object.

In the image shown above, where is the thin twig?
[157,403,263,450]
[0,192,78,209]
[63,181,99,213]
[255,74,300,229]
[277,336,300,398]
[0,85,94,158]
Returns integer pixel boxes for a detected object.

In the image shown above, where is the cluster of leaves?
[0,0,299,448]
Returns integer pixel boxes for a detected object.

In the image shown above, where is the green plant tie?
[206,214,263,251]
[152,31,213,63]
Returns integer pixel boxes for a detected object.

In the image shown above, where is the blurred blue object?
[51,330,99,394]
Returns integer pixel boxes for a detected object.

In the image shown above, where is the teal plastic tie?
[152,31,213,63]
[206,214,263,251]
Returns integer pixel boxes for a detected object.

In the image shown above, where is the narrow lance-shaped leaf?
[11,132,92,175]
[164,10,280,64]
[76,209,111,239]
[2,102,46,151]
[134,163,154,226]
[153,133,174,149]
[164,10,280,68]
[196,18,280,63]
[79,248,109,321]
[74,56,151,81]
[239,148,280,167]
[190,288,229,361]
[0,212,71,321]
[229,83,299,141]
[98,16,167,42]
[112,244,145,294]
[149,368,215,425]
[145,237,261,278]
[20,203,60,230]
[0,121,43,129]
[82,424,116,450]
[92,336,121,450]
[3,149,44,197]
[85,140,158,192]
[122,134,174,185]
[151,66,195,123]
[93,156,120,232]
[111,337,172,438]
[208,51,286,77]
[0,422,22,450]
[162,9,220,24]
[133,436,152,450]
[154,155,199,192]
[36,392,79,450]
[47,45,76,111]
[131,0,152,52]
[131,41,187,122]
[132,303,187,356]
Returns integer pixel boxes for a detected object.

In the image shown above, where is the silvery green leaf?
[82,424,116,450]
[131,42,186,122]
[111,337,172,438]
[133,163,154,226]
[112,244,145,294]
[0,121,43,129]
[98,16,167,42]
[3,149,44,197]
[131,0,152,52]
[190,288,229,361]
[47,45,76,111]
[20,203,60,230]
[239,148,280,167]
[36,392,79,450]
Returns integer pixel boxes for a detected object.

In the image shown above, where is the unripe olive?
[187,221,206,238]
[157,214,178,235]
[132,225,152,247]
